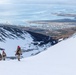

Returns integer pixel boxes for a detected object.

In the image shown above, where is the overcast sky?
[0,0,76,4]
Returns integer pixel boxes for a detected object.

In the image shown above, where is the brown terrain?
[22,21,76,40]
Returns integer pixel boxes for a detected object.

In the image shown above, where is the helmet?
[18,46,20,48]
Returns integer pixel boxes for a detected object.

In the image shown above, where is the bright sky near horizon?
[0,0,76,4]
[0,0,10,4]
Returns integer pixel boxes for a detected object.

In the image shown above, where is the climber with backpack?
[15,46,22,61]
[2,50,6,61]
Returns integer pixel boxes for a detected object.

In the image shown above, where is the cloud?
[0,0,11,4]
[11,0,76,4]
[0,0,76,4]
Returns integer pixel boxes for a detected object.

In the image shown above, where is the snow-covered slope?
[0,35,76,75]
[0,24,53,58]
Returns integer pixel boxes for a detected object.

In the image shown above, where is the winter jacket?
[15,47,22,55]
[0,53,2,60]
[2,51,6,57]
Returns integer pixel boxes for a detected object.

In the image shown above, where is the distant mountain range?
[28,19,76,23]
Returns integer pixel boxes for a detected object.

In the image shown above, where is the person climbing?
[2,50,6,61]
[15,46,22,61]
[0,53,2,61]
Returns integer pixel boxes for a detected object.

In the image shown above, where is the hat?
[18,46,20,48]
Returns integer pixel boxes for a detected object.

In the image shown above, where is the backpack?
[2,51,6,57]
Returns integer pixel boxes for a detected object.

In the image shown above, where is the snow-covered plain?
[0,35,76,75]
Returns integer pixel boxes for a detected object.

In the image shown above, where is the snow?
[0,32,33,56]
[0,35,76,75]
[0,25,52,58]
[0,30,51,57]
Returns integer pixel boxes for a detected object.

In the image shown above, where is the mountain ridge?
[0,24,58,59]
